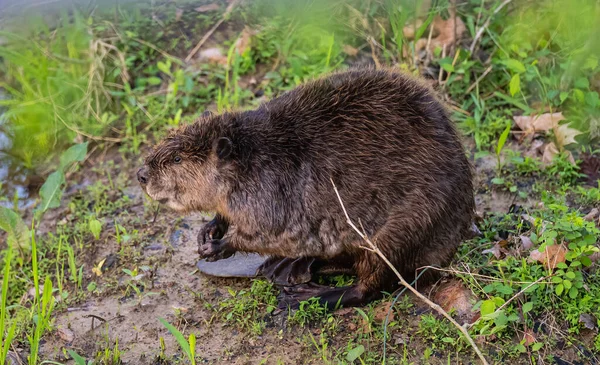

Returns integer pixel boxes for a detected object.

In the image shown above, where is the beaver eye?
[173,155,182,164]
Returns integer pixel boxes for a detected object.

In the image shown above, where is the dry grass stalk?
[330,178,490,365]
[185,0,241,63]
[469,0,513,53]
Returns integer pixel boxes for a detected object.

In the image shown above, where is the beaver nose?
[137,167,148,185]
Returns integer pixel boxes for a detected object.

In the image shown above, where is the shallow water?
[0,90,34,209]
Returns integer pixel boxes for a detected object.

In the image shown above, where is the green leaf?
[89,218,103,240]
[147,77,162,86]
[532,342,543,351]
[346,345,365,362]
[503,59,526,73]
[491,177,505,185]
[562,280,572,289]
[37,170,66,215]
[555,283,564,296]
[509,74,521,96]
[585,91,599,107]
[160,318,192,359]
[495,311,509,326]
[157,61,172,76]
[580,256,592,267]
[480,300,496,316]
[496,122,512,157]
[59,142,88,170]
[565,271,576,279]
[568,286,578,299]
[87,281,97,292]
[67,349,88,365]
[441,62,455,73]
[496,285,514,295]
[0,206,30,249]
[522,302,533,314]
[559,91,569,103]
[575,77,590,89]
[573,89,585,102]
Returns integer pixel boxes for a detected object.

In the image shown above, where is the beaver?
[138,68,475,308]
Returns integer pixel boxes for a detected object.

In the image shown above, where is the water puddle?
[0,92,36,210]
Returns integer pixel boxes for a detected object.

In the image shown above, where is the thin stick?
[496,275,548,312]
[184,0,240,63]
[419,265,553,285]
[469,0,512,54]
[330,178,489,365]
[466,65,493,94]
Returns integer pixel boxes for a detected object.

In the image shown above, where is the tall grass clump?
[0,12,126,169]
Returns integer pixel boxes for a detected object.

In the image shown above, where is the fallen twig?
[185,0,241,63]
[330,178,489,365]
[466,65,493,94]
[496,275,549,312]
[469,0,512,54]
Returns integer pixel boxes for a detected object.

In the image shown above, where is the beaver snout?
[137,167,148,186]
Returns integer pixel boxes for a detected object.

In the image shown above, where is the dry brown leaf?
[555,122,583,149]
[520,235,533,250]
[514,112,564,133]
[175,8,183,21]
[402,19,424,40]
[482,242,502,259]
[542,142,575,165]
[433,280,478,324]
[521,214,536,226]
[524,139,545,158]
[335,307,354,316]
[514,112,582,158]
[373,301,394,324]
[579,314,598,331]
[234,27,255,55]
[359,316,372,334]
[583,208,600,221]
[343,45,359,57]
[198,48,227,65]
[415,10,466,52]
[523,329,536,346]
[57,327,74,342]
[530,244,567,270]
[195,3,220,12]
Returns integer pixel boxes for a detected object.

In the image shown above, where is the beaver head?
[137,112,233,213]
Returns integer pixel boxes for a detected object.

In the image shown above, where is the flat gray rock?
[196,253,268,278]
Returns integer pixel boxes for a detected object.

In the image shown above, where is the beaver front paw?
[198,215,230,245]
[198,238,235,261]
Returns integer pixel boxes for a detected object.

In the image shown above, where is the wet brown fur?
[140,68,475,307]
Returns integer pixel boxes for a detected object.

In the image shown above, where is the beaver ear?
[214,137,233,160]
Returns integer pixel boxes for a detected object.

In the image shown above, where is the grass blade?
[159,318,191,360]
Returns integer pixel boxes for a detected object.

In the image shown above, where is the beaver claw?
[198,216,231,261]
[198,238,235,262]
[198,215,229,244]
